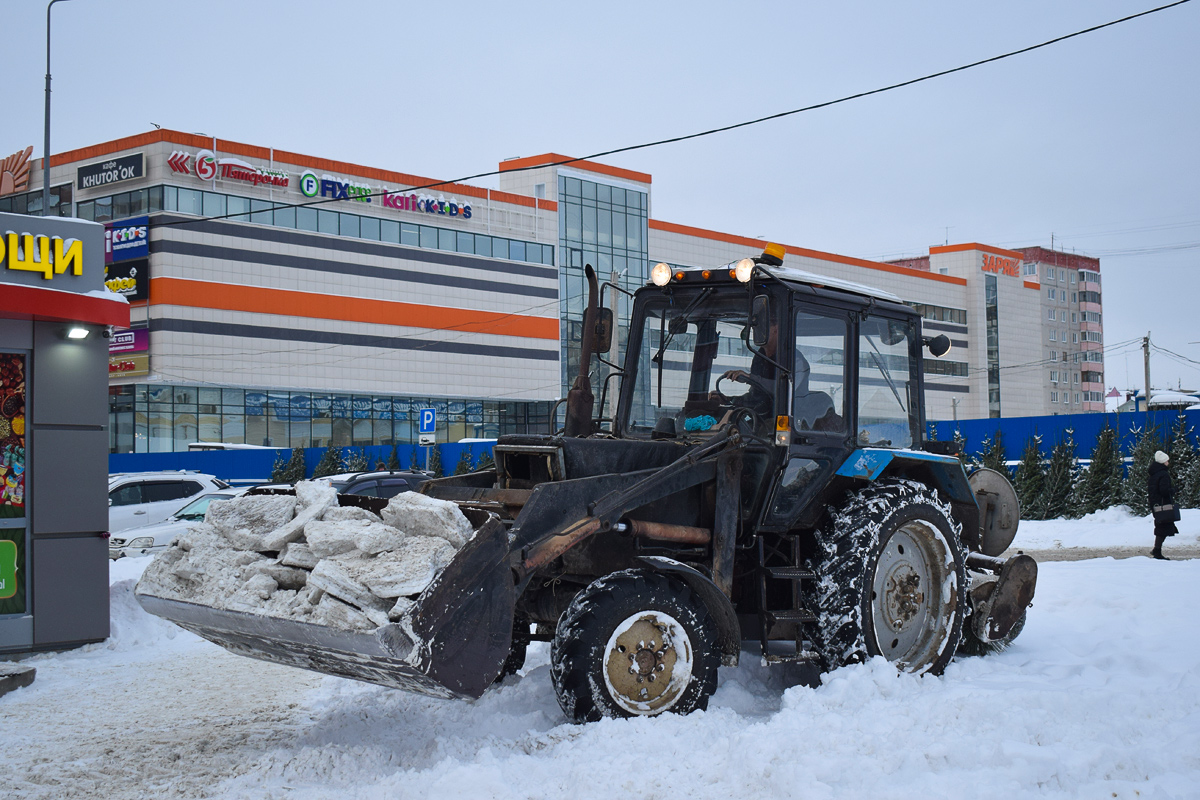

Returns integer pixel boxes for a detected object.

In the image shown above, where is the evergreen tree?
[1075,424,1123,516]
[343,448,369,472]
[385,445,401,471]
[1040,431,1077,520]
[476,450,495,471]
[978,430,1010,479]
[952,430,972,469]
[1013,435,1046,520]
[1122,425,1162,515]
[453,448,474,475]
[312,445,343,478]
[271,447,307,484]
[410,445,421,472]
[1183,443,1200,510]
[1166,414,1198,508]
[427,445,444,478]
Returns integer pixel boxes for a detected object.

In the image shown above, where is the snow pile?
[136,482,474,632]
[1012,505,1200,550]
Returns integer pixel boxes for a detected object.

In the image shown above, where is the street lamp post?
[43,0,74,217]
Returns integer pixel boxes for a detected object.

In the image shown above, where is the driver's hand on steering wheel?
[722,369,750,384]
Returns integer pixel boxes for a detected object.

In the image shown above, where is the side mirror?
[924,334,951,357]
[750,295,771,347]
[592,308,614,354]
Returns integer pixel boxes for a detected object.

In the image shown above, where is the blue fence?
[109,442,496,485]
[929,409,1200,461]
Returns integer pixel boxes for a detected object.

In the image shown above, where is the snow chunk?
[332,536,455,598]
[206,495,296,537]
[304,519,368,559]
[279,541,319,570]
[308,560,392,625]
[322,505,381,523]
[381,492,474,549]
[353,523,409,555]
[260,481,338,551]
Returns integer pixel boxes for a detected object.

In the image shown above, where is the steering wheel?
[712,374,767,436]
[712,373,738,405]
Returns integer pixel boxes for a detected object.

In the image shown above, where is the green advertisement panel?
[0,352,26,614]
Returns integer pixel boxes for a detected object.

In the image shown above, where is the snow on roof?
[766,265,903,303]
[1148,391,1200,406]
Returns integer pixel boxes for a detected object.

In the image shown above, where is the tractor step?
[764,609,818,625]
[764,566,815,581]
[762,651,822,664]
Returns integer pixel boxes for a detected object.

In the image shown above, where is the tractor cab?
[615,244,952,533]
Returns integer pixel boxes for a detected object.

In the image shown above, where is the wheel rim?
[602,610,693,715]
[870,520,956,671]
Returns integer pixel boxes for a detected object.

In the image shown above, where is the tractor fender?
[637,555,740,667]
[834,448,980,550]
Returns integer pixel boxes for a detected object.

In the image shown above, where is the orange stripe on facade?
[649,220,969,287]
[51,130,556,211]
[150,278,558,340]
[499,153,653,185]
[930,242,1025,260]
[1023,280,1041,290]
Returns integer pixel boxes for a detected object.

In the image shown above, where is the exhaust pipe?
[564,264,599,437]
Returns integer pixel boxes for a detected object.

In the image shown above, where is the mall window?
[559,173,649,399]
[108,382,549,453]
[923,359,968,377]
[77,184,554,267]
[0,183,74,216]
[906,303,967,325]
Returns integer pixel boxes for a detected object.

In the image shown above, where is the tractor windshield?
[857,315,919,449]
[624,292,772,439]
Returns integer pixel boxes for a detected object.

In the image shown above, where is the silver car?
[108,488,247,560]
[108,471,228,534]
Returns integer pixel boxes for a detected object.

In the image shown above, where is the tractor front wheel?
[806,480,968,675]
[550,570,719,723]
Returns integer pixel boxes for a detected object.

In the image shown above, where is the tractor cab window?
[793,311,847,432]
[626,292,773,439]
[857,315,918,449]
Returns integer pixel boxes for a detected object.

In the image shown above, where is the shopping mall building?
[0,131,1105,453]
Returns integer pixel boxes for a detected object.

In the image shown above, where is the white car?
[108,471,229,534]
[108,487,247,560]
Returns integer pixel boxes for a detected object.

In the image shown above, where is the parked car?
[257,470,429,498]
[323,470,429,498]
[108,487,248,560]
[108,471,228,534]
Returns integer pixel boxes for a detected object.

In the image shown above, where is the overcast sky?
[6,0,1198,393]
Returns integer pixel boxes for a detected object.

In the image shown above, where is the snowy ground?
[4,512,1200,800]
[1010,506,1200,552]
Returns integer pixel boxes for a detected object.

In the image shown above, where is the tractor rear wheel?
[550,570,718,723]
[806,479,967,675]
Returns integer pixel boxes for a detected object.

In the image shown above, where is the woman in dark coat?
[1147,450,1177,560]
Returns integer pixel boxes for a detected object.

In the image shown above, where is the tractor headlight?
[651,262,672,286]
[734,258,755,283]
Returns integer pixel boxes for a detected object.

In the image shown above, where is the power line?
[154,0,1193,232]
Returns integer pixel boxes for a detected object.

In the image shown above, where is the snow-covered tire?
[550,570,719,723]
[805,480,968,675]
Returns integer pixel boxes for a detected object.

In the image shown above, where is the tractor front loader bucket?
[136,509,516,700]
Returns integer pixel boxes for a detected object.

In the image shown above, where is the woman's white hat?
[1155,450,1170,464]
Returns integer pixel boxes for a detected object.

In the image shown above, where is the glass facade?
[76,185,554,267]
[0,183,73,217]
[108,384,553,454]
[557,175,649,416]
[985,275,1001,418]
